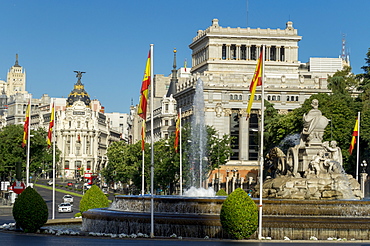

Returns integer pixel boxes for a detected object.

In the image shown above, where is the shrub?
[74,212,82,217]
[80,185,109,213]
[220,188,258,239]
[216,189,228,196]
[12,186,48,233]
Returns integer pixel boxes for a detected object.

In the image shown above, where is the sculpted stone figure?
[308,150,325,176]
[323,140,343,166]
[301,99,328,145]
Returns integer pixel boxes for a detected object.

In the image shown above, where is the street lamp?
[361,160,368,173]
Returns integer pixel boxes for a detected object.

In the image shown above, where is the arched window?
[287,96,290,101]
[272,95,276,101]
[239,95,242,100]
[267,95,271,100]
[234,95,238,100]
[230,95,233,100]
[291,96,294,101]
[277,96,281,101]
[296,96,299,101]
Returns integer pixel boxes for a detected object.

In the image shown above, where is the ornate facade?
[174,19,347,192]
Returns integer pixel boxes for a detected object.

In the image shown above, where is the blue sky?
[0,0,369,113]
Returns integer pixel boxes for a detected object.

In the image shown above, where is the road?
[34,181,82,220]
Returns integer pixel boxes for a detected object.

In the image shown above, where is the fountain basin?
[82,195,370,240]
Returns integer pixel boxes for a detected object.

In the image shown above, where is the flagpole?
[258,45,265,240]
[179,108,183,196]
[150,44,155,238]
[356,111,360,181]
[142,121,145,195]
[26,95,32,187]
[52,100,56,219]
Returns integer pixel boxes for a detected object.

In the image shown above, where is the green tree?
[12,187,48,233]
[220,188,258,239]
[327,66,358,96]
[206,126,233,173]
[0,125,60,181]
[80,184,109,213]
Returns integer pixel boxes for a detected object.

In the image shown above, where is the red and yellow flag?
[349,117,359,155]
[174,113,180,152]
[47,103,55,148]
[246,50,263,119]
[141,121,146,151]
[137,51,151,119]
[22,100,31,148]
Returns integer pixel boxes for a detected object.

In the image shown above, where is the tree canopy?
[0,125,60,181]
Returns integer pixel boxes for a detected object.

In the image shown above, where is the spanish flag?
[174,113,180,152]
[246,49,263,119]
[47,103,55,148]
[349,117,359,155]
[22,100,30,148]
[137,51,151,119]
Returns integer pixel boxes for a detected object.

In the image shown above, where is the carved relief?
[215,103,223,117]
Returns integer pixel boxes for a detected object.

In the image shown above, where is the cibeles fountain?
[259,99,362,200]
[82,96,370,240]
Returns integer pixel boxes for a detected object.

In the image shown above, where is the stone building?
[0,60,128,181]
[175,19,348,193]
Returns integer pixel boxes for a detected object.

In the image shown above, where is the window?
[270,46,277,61]
[251,45,257,60]
[239,95,242,100]
[222,44,226,60]
[230,95,233,100]
[165,104,169,112]
[234,95,238,100]
[248,113,258,161]
[241,45,246,60]
[165,120,168,126]
[280,46,285,61]
[231,45,236,60]
[65,161,69,169]
[230,109,240,160]
[76,161,82,170]
[87,161,91,170]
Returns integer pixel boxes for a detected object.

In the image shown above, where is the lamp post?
[361,160,367,173]
[360,160,368,198]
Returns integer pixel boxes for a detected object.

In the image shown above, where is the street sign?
[12,181,25,194]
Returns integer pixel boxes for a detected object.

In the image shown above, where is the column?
[247,45,251,60]
[361,173,368,198]
[226,44,231,60]
[226,176,229,194]
[276,46,281,61]
[236,44,241,60]
[266,46,271,61]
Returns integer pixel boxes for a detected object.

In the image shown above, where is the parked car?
[58,203,73,213]
[67,182,73,187]
[63,195,73,203]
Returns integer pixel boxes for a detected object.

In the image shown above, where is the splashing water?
[183,186,216,197]
[188,78,208,188]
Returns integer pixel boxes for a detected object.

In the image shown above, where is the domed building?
[55,71,111,180]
